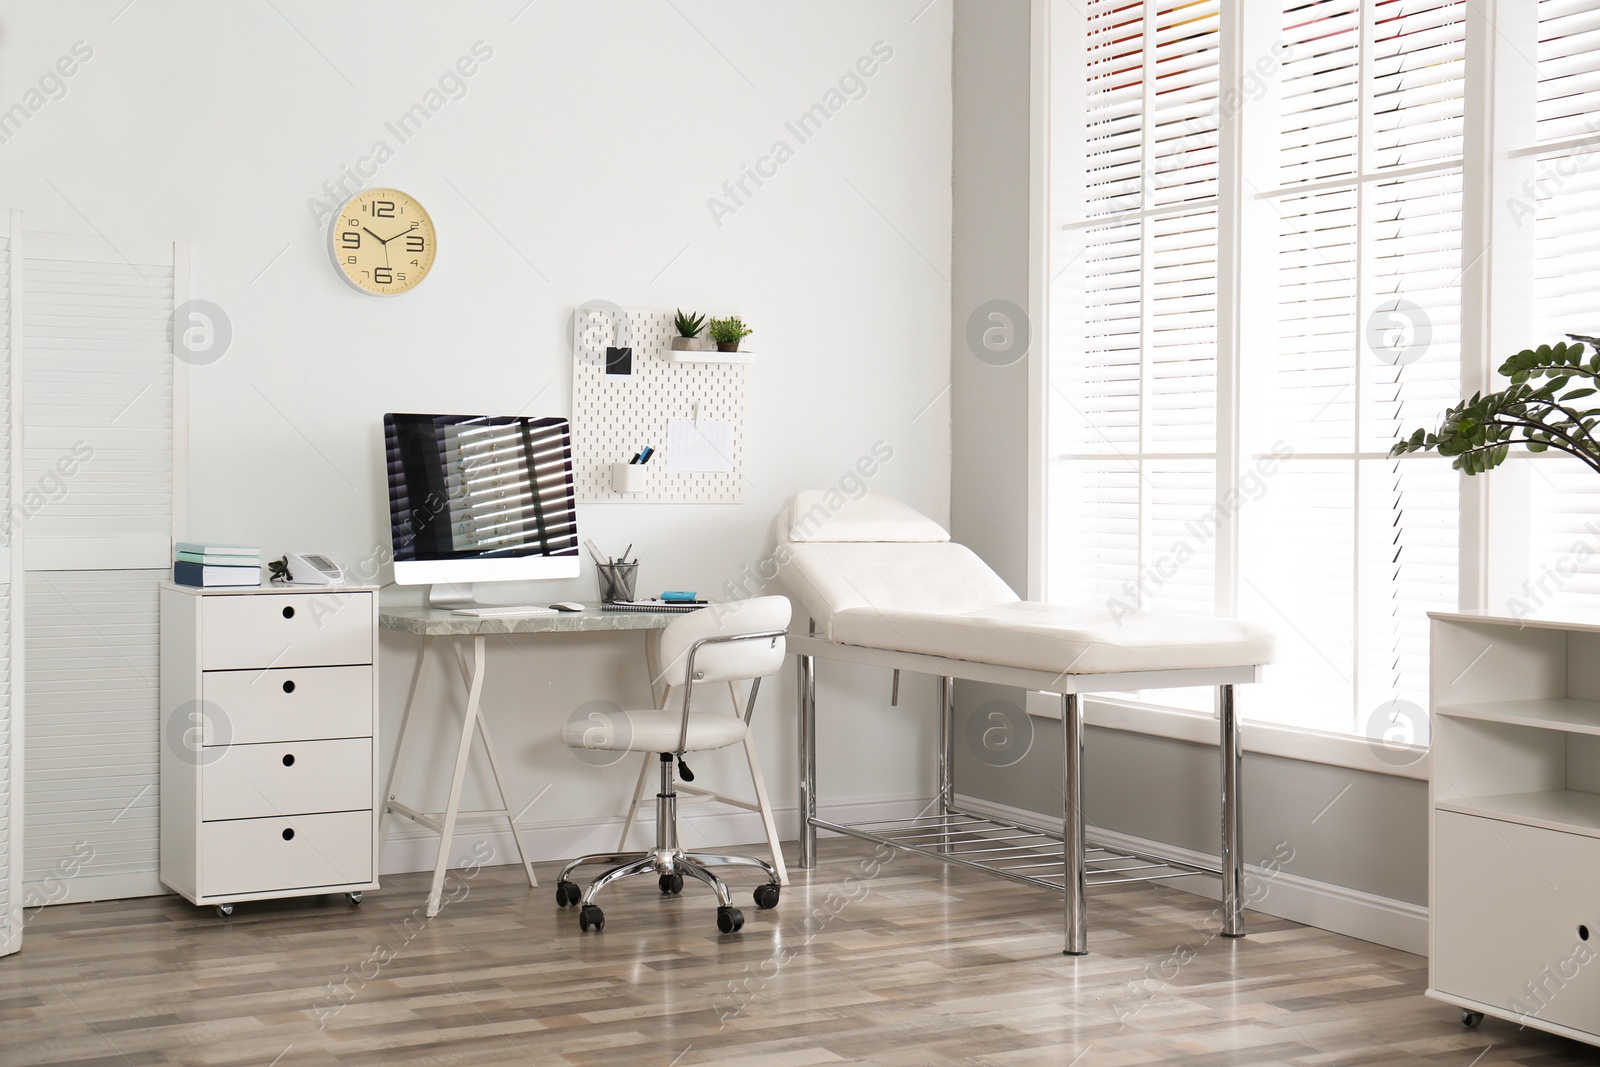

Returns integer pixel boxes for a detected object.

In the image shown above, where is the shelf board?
[1437,790,1600,838]
[661,349,754,364]
[1435,697,1600,736]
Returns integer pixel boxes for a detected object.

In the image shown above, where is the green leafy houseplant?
[707,316,753,353]
[1390,335,1600,476]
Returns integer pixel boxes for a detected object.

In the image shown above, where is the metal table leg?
[1220,683,1244,938]
[1062,692,1087,956]
[797,652,817,869]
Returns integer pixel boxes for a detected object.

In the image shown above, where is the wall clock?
[330,188,436,295]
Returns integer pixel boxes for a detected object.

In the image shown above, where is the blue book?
[173,561,260,588]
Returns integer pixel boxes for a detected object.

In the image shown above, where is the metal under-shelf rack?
[809,807,1214,893]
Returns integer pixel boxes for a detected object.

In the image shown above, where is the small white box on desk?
[611,462,648,494]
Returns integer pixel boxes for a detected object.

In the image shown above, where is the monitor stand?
[427,583,482,609]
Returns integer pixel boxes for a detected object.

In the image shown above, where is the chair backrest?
[655,596,791,689]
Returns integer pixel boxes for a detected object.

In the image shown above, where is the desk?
[380,605,673,915]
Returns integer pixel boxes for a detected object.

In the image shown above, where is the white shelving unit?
[1429,609,1600,1043]
[159,584,380,918]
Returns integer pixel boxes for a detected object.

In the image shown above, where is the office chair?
[555,595,791,933]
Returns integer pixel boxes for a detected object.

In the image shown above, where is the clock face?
[331,188,436,295]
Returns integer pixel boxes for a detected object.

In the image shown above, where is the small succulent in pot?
[671,309,705,350]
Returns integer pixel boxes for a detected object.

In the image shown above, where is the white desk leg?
[1220,683,1244,938]
[448,639,538,890]
[797,653,817,869]
[380,636,430,871]
[1062,692,1088,956]
[427,636,487,917]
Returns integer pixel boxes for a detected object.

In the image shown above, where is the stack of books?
[174,541,262,588]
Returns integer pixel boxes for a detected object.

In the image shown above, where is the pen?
[640,445,654,463]
[621,544,633,564]
[629,451,641,464]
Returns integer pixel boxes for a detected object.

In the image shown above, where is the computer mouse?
[549,602,585,612]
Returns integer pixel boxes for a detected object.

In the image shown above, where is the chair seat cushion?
[561,710,749,753]
[829,602,1275,675]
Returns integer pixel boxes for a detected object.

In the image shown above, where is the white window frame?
[1027,0,1560,779]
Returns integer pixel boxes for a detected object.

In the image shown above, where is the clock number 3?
[406,235,425,253]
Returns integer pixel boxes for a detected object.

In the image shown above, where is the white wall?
[0,0,953,862]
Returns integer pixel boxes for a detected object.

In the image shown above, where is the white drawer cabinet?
[1429,610,1600,1047]
[160,584,380,916]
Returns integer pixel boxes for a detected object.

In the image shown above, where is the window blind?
[1524,0,1600,614]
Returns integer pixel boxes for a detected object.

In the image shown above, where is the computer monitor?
[385,413,580,607]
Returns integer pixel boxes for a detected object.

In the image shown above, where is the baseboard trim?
[379,793,934,877]
[955,793,1428,956]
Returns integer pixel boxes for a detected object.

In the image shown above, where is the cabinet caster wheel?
[214,904,234,918]
[1460,1010,1484,1028]
[717,906,744,933]
[659,873,684,895]
[555,881,582,908]
[753,883,780,910]
[578,904,605,932]
[345,892,363,906]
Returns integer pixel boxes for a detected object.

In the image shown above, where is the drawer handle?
[282,827,295,841]
[282,605,295,619]
[282,753,295,767]
[282,680,296,694]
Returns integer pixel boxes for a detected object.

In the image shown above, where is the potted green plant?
[707,316,753,354]
[1391,335,1600,475]
[672,309,705,351]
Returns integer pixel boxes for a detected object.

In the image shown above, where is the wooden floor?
[1,838,1594,1067]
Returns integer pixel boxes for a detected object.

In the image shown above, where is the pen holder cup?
[597,562,639,604]
[611,463,648,494]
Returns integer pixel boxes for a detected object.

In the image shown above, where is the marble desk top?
[379,602,676,637]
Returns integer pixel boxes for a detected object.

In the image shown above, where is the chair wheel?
[555,881,582,908]
[345,892,363,906]
[659,872,684,895]
[214,903,234,918]
[579,904,605,932]
[717,906,744,933]
[1461,1009,1484,1028]
[753,883,780,909]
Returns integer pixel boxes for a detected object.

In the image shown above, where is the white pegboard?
[571,306,746,504]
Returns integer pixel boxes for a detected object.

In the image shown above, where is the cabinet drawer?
[200,811,372,897]
[200,592,372,670]
[202,738,372,821]
[1434,811,1600,1032]
[201,665,371,745]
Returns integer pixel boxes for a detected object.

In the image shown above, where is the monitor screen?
[384,413,580,584]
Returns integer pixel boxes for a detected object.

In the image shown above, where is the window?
[1049,0,1468,738]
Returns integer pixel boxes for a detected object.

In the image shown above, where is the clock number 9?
[406,235,425,253]
[371,201,395,219]
[341,231,360,249]
[374,267,393,285]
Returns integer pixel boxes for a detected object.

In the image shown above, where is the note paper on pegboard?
[571,305,746,504]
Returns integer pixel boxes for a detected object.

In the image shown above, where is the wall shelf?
[661,349,754,364]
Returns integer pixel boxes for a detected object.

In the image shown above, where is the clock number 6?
[374,267,393,285]
[370,201,395,219]
[341,231,360,249]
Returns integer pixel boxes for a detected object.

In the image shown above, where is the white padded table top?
[779,503,1273,676]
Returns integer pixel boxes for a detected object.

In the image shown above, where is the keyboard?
[449,605,559,617]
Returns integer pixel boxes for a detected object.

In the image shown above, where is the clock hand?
[384,222,418,245]
[363,226,391,245]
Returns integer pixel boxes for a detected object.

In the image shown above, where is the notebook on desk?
[601,599,709,614]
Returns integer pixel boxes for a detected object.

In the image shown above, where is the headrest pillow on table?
[786,489,950,543]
